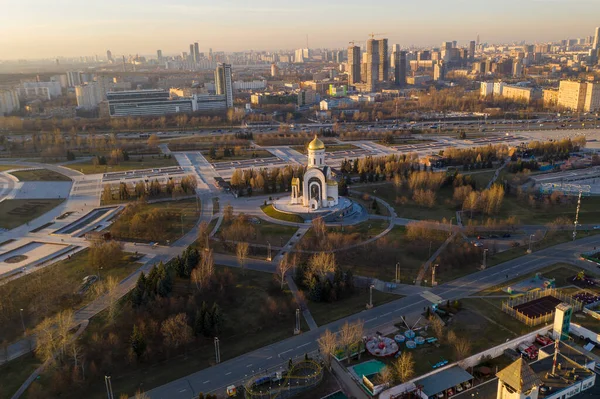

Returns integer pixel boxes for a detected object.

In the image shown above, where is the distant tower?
[189,44,196,63]
[394,50,406,87]
[378,38,389,81]
[593,27,600,50]
[215,63,233,108]
[496,358,542,399]
[347,45,361,85]
[271,63,279,77]
[477,33,480,46]
[106,50,112,62]
[194,42,200,62]
[469,41,476,61]
[366,39,379,91]
[157,50,163,62]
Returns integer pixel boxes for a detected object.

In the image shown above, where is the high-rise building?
[593,27,600,50]
[584,83,600,112]
[378,38,389,81]
[558,81,588,111]
[189,44,195,63]
[469,41,476,61]
[394,51,406,87]
[347,45,361,85]
[433,62,445,81]
[215,63,233,108]
[75,83,103,110]
[194,42,200,61]
[0,89,20,116]
[106,50,112,62]
[67,71,82,87]
[157,50,163,61]
[271,63,279,77]
[366,39,379,90]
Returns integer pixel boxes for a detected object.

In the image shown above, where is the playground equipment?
[365,334,399,357]
[394,334,406,344]
[415,336,425,345]
[244,360,323,399]
[406,340,416,349]
[505,273,555,295]
[431,358,449,369]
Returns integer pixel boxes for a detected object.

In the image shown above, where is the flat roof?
[415,365,474,396]
[539,341,593,368]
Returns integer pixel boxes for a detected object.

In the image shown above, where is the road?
[145,232,600,399]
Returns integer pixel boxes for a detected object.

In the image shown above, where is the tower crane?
[368,32,388,39]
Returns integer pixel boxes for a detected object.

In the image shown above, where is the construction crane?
[348,40,362,47]
[368,32,388,39]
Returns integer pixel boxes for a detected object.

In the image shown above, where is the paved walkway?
[415,231,457,286]
[286,274,318,331]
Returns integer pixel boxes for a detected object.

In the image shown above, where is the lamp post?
[19,308,26,336]
[482,248,488,270]
[528,234,534,253]
[395,262,400,284]
[214,337,221,364]
[367,284,374,309]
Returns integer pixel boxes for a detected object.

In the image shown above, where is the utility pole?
[528,234,534,253]
[395,262,400,284]
[294,308,301,335]
[573,190,582,241]
[367,284,374,309]
[104,376,114,399]
[214,337,221,364]
[431,264,438,286]
[482,249,488,270]
[267,241,272,261]
[180,212,184,236]
[19,308,26,336]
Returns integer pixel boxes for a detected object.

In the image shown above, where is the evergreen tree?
[131,325,146,360]
[131,272,147,307]
[211,303,223,335]
[203,310,213,336]
[194,309,204,336]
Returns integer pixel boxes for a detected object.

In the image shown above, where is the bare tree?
[311,217,327,240]
[236,242,249,274]
[451,334,471,361]
[376,366,394,387]
[317,329,337,371]
[393,352,415,383]
[275,254,293,290]
[34,310,74,365]
[161,313,193,349]
[339,320,363,364]
[428,315,445,343]
[308,252,336,280]
[197,221,210,250]
[105,276,120,324]
[192,249,214,292]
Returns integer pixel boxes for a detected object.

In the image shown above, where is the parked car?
[502,233,511,238]
[504,348,521,361]
[535,334,553,346]
[473,241,484,247]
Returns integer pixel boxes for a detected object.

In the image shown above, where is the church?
[290,136,339,210]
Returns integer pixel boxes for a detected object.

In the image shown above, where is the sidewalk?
[415,231,457,286]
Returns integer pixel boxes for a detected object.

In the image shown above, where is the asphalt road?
[146,231,600,399]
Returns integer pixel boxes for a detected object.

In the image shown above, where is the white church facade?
[290,136,339,210]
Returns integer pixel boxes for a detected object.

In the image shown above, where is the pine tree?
[131,325,146,360]
[194,309,204,336]
[131,273,147,307]
[211,303,223,335]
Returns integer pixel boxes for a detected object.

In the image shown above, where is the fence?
[501,288,583,327]
[244,359,324,399]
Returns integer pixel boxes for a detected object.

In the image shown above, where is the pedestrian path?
[286,274,318,331]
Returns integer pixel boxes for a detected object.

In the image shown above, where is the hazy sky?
[1,0,600,59]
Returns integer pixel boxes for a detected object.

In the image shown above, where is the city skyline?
[2,0,600,59]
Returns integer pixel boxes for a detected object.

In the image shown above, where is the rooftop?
[415,365,474,396]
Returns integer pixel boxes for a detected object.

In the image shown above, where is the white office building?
[17,81,62,100]
[0,89,20,116]
[193,94,227,112]
[480,82,494,97]
[76,83,103,110]
[107,90,193,117]
[215,63,234,108]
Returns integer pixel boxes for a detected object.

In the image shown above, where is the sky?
[1,0,600,60]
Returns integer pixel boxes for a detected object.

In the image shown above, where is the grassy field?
[44,266,303,399]
[350,194,391,217]
[9,169,70,182]
[261,204,305,223]
[462,170,496,189]
[379,139,435,147]
[109,199,200,245]
[495,195,600,225]
[65,154,178,174]
[216,217,298,247]
[291,144,359,154]
[0,199,64,230]
[0,354,41,399]
[0,248,141,343]
[298,219,390,251]
[353,183,456,222]
[308,288,400,326]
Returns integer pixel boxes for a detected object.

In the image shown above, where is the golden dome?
[307,135,325,151]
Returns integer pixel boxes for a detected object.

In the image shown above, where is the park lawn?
[329,226,440,283]
[0,248,141,343]
[298,219,390,251]
[349,194,391,217]
[0,199,65,230]
[9,168,70,181]
[487,230,600,267]
[261,204,305,223]
[474,262,591,297]
[291,144,359,154]
[0,353,41,399]
[109,198,200,245]
[208,149,273,162]
[378,139,435,147]
[307,288,400,326]
[48,266,302,399]
[496,195,600,225]
[461,170,496,189]
[353,183,456,222]
[461,297,542,337]
[65,154,177,174]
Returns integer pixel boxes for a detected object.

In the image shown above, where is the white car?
[473,241,484,247]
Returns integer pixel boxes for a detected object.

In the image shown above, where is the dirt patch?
[5,255,28,264]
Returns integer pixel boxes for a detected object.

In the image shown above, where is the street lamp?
[528,234,534,253]
[482,248,488,270]
[367,284,375,309]
[395,262,400,284]
[19,308,26,336]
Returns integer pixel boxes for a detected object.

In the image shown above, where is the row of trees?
[101,175,197,203]
[294,252,355,303]
[229,164,306,194]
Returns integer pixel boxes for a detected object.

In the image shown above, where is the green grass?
[9,169,70,181]
[353,183,456,222]
[109,199,200,245]
[461,170,496,189]
[308,288,400,326]
[461,298,542,337]
[40,266,302,399]
[0,353,41,399]
[0,199,65,230]
[261,204,305,223]
[496,195,600,225]
[65,155,178,174]
[0,248,141,343]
